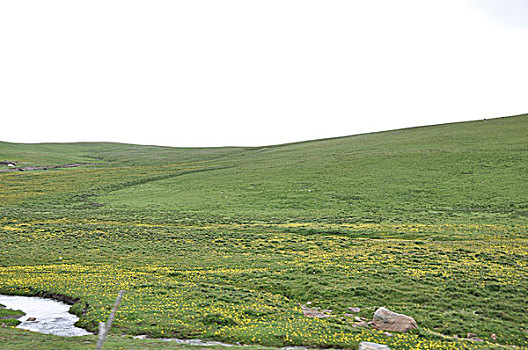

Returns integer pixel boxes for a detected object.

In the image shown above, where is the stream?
[0,294,308,348]
[0,294,92,336]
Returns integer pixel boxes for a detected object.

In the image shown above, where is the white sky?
[1,0,527,147]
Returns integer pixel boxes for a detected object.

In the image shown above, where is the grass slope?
[0,113,527,350]
[98,115,528,224]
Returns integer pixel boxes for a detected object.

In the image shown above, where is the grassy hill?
[99,115,527,225]
[0,114,527,349]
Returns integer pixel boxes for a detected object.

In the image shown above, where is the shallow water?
[160,338,235,346]
[134,335,307,349]
[0,294,92,336]
[161,338,306,349]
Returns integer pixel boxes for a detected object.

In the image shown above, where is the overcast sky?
[1,0,527,147]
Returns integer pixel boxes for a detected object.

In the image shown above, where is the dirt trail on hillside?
[0,163,93,173]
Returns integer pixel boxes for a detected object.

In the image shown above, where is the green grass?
[0,327,272,350]
[0,113,527,349]
[0,304,24,327]
[96,115,528,224]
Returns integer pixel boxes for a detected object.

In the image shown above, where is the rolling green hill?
[2,114,526,225]
[0,114,527,349]
[99,115,528,225]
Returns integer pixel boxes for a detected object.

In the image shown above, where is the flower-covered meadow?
[1,217,526,349]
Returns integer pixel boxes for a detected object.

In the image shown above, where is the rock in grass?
[468,337,484,342]
[372,307,417,332]
[301,305,331,318]
[349,307,361,313]
[466,333,484,342]
[358,341,390,350]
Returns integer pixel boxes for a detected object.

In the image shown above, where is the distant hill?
[1,113,527,225]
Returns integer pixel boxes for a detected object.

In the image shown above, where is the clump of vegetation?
[0,304,24,327]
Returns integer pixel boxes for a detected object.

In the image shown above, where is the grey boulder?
[372,307,417,332]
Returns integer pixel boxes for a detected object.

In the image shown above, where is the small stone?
[349,307,361,313]
[351,321,368,328]
[468,337,484,342]
[358,341,391,350]
[301,305,331,318]
[1,323,6,328]
[491,334,497,341]
[384,332,392,337]
[354,316,363,322]
[453,335,459,339]
[26,317,36,322]
[133,335,148,339]
[467,333,477,338]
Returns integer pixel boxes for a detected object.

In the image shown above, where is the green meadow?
[0,114,527,349]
